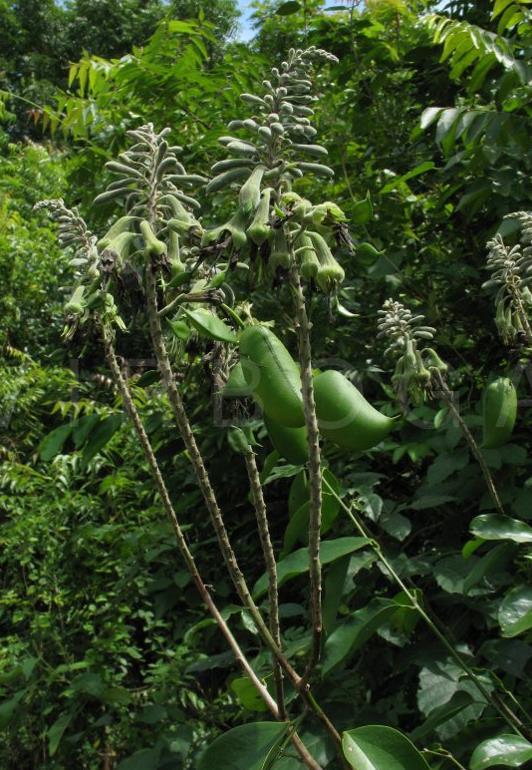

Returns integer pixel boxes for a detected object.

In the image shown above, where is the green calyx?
[140,221,166,257]
[238,165,266,215]
[97,215,138,250]
[308,231,345,292]
[202,208,249,250]
[297,233,320,280]
[247,187,272,246]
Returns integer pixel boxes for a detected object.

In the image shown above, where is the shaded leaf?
[470,734,532,769]
[253,537,369,598]
[342,725,430,770]
[197,722,288,770]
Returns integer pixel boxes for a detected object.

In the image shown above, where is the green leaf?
[117,748,160,770]
[281,469,341,555]
[39,423,72,461]
[167,317,191,341]
[342,725,430,770]
[276,1,302,15]
[0,690,26,729]
[470,734,532,769]
[253,537,369,598]
[48,712,73,756]
[410,691,473,742]
[197,722,288,770]
[230,677,269,712]
[82,414,123,464]
[498,586,532,637]
[72,413,100,449]
[323,598,415,675]
[351,193,373,225]
[470,514,532,544]
[182,307,237,343]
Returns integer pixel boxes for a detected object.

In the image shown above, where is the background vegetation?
[0,0,530,768]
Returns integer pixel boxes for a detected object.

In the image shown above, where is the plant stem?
[245,449,285,718]
[433,371,505,516]
[322,476,529,739]
[102,327,278,714]
[290,266,323,681]
[144,261,292,669]
[103,328,325,770]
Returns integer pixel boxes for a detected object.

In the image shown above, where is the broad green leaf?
[342,725,430,770]
[230,677,269,712]
[253,537,369,598]
[463,543,513,594]
[82,414,123,464]
[410,691,473,742]
[351,193,373,225]
[197,722,288,770]
[39,423,72,461]
[72,413,99,449]
[276,0,301,13]
[181,307,237,343]
[470,734,532,769]
[282,469,341,555]
[117,748,160,770]
[167,317,191,341]
[470,514,532,544]
[498,586,532,637]
[0,690,26,729]
[48,712,73,756]
[323,598,414,675]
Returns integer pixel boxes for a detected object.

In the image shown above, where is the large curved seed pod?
[239,325,305,427]
[314,370,397,451]
[482,377,517,449]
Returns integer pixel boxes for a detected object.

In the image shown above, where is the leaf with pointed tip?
[470,734,532,769]
[342,725,430,770]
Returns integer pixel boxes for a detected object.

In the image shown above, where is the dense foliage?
[1,1,531,769]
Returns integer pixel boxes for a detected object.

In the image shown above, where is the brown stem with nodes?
[102,326,325,770]
[102,327,277,713]
[244,449,285,718]
[290,266,323,681]
[432,370,506,516]
[144,261,344,756]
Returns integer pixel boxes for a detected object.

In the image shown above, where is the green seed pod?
[94,187,133,205]
[97,216,137,250]
[297,162,334,178]
[211,158,254,174]
[482,377,517,449]
[222,362,253,398]
[140,220,166,257]
[308,231,345,293]
[291,143,328,158]
[297,234,320,281]
[423,347,448,373]
[270,228,291,271]
[206,168,250,194]
[202,208,249,250]
[239,325,305,427]
[264,414,308,465]
[239,165,266,215]
[101,231,136,265]
[168,231,185,278]
[247,187,272,246]
[64,284,86,316]
[160,195,194,221]
[314,370,397,451]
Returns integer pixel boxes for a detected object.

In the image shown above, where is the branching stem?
[245,450,285,717]
[322,475,529,739]
[290,266,323,681]
[103,327,325,770]
[433,371,506,516]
